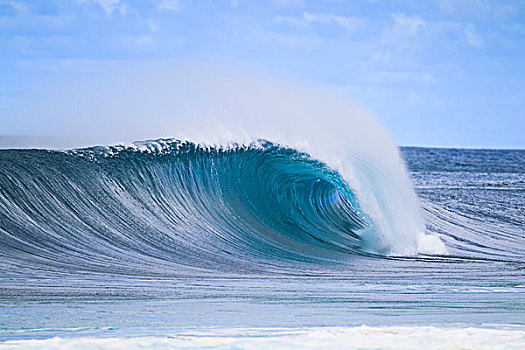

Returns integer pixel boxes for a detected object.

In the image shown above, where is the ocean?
[0,140,523,349]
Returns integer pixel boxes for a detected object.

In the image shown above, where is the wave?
[5,138,506,277]
[421,202,525,262]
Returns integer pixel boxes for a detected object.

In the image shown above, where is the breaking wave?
[0,139,451,277]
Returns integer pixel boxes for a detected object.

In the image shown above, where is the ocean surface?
[0,140,524,349]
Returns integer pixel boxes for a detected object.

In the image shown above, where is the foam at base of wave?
[2,326,524,350]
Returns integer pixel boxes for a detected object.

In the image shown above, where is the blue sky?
[1,0,524,148]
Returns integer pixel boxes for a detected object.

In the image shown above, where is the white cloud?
[79,0,122,16]
[271,0,303,8]
[437,0,454,12]
[275,11,363,32]
[147,18,160,33]
[369,71,438,85]
[407,93,422,105]
[392,13,425,36]
[304,12,356,30]
[230,0,239,9]
[121,35,154,49]
[372,51,391,63]
[0,0,31,14]
[464,25,483,47]
[0,3,75,32]
[157,0,181,12]
[118,2,126,16]
[377,13,425,52]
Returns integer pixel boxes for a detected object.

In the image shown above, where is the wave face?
[0,139,387,276]
[404,147,525,262]
[1,140,523,279]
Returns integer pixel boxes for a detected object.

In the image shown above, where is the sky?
[1,0,524,148]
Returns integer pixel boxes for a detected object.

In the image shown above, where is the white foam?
[417,233,449,255]
[2,325,524,349]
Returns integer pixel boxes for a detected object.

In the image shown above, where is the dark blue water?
[0,141,523,348]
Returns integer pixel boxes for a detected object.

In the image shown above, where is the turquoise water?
[0,141,524,348]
